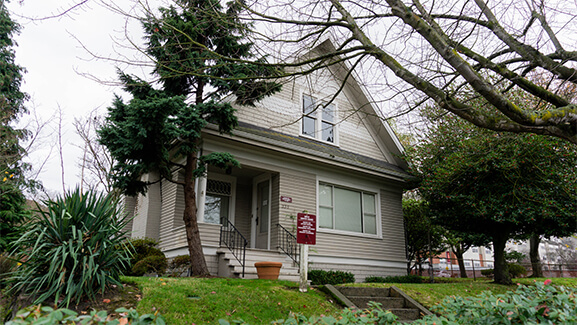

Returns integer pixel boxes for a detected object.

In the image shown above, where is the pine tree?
[98,0,281,275]
[0,1,31,252]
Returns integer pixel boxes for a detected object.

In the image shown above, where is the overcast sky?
[7,0,152,197]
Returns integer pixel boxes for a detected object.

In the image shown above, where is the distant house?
[123,40,413,282]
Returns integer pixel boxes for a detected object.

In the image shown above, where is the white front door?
[253,176,271,249]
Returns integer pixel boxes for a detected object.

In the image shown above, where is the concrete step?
[217,247,300,281]
[348,296,405,309]
[337,286,391,297]
[387,308,421,321]
[327,285,430,323]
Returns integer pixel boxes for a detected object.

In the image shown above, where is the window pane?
[364,214,377,234]
[319,184,332,207]
[303,116,316,137]
[319,207,333,229]
[334,187,362,232]
[303,95,315,115]
[204,194,229,224]
[322,103,335,122]
[321,122,334,142]
[363,193,375,215]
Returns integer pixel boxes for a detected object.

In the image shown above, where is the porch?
[201,166,300,279]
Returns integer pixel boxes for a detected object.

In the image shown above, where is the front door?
[255,179,270,249]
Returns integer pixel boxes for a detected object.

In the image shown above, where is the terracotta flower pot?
[254,261,283,280]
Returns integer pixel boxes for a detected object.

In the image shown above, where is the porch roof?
[233,121,414,182]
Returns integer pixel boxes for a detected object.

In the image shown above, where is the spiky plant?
[9,189,132,307]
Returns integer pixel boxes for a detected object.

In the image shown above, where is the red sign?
[281,196,292,203]
[297,213,316,245]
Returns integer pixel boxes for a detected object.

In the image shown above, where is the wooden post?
[299,244,308,292]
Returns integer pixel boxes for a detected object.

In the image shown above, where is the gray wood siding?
[159,178,178,249]
[270,174,280,249]
[277,170,317,230]
[234,74,390,163]
[379,189,407,261]
[160,223,222,253]
[234,182,252,243]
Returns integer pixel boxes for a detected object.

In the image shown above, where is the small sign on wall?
[281,196,292,203]
[297,213,316,245]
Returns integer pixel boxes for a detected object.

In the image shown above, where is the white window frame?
[200,173,236,225]
[301,94,338,145]
[316,179,381,238]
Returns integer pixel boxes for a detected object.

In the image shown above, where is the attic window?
[302,95,336,143]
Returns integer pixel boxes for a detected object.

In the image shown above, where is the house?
[123,40,414,282]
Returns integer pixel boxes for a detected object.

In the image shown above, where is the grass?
[127,277,341,324]
[3,276,577,324]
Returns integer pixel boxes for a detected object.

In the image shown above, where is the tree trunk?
[529,234,544,277]
[453,248,468,278]
[492,233,512,284]
[183,152,210,276]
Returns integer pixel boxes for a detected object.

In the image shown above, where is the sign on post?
[297,213,316,245]
[296,213,316,292]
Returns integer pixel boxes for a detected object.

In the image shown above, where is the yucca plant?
[9,188,133,307]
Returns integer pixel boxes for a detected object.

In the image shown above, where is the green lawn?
[126,277,341,325]
[4,276,576,324]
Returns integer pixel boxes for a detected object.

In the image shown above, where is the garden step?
[217,247,300,280]
[337,286,391,297]
[348,296,405,309]
[325,285,432,323]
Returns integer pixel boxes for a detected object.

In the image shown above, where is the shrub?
[168,255,190,277]
[8,189,132,307]
[0,254,17,288]
[6,305,165,325]
[308,270,355,285]
[414,280,577,324]
[480,264,526,279]
[480,269,493,277]
[508,263,527,278]
[365,275,423,283]
[125,238,167,276]
[131,255,168,277]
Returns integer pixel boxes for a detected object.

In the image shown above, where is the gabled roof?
[308,39,408,168]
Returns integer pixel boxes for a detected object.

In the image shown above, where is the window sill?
[317,227,381,239]
[299,134,339,147]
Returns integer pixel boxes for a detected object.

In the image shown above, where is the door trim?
[251,173,271,249]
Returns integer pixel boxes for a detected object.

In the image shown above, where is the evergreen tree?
[0,0,31,253]
[98,0,281,275]
[408,112,577,284]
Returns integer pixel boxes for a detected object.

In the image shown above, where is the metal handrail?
[277,224,299,265]
[219,218,248,277]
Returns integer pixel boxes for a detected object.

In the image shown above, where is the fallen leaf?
[103,299,111,303]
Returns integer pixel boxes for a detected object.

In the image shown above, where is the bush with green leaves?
[507,263,527,278]
[6,305,166,325]
[9,189,132,307]
[414,280,577,324]
[125,238,167,276]
[480,264,526,279]
[365,275,423,284]
[168,255,190,277]
[308,270,355,285]
[480,269,493,277]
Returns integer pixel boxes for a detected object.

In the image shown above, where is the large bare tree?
[236,0,577,143]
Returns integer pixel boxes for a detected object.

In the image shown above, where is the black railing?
[277,224,299,265]
[219,219,248,277]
